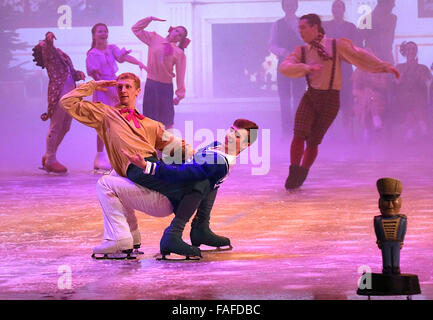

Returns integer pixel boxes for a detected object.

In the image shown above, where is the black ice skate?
[190,225,232,252]
[285,164,309,189]
[158,224,202,261]
[189,189,232,252]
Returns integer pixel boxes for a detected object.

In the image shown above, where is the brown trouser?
[294,87,340,146]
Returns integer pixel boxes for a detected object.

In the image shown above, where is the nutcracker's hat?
[376,178,402,200]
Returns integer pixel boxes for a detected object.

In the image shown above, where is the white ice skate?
[93,152,112,175]
[91,238,135,260]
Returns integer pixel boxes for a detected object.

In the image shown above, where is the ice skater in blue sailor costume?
[122,119,259,259]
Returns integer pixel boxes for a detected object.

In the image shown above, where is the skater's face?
[94,25,108,41]
[117,79,140,107]
[379,195,401,217]
[167,27,187,43]
[224,126,250,155]
[332,0,345,20]
[299,19,319,43]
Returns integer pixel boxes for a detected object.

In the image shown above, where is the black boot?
[285,164,309,189]
[190,189,232,249]
[190,225,231,249]
[297,166,309,187]
[159,181,210,259]
[160,216,201,258]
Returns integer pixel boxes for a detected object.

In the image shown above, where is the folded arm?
[279,46,311,78]
[60,80,115,129]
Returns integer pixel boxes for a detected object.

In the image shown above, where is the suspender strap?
[302,39,337,91]
[301,46,311,88]
[328,39,337,90]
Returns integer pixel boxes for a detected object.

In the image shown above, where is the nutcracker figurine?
[357,177,420,299]
[374,177,407,275]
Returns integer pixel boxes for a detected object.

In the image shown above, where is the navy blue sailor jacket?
[146,141,235,189]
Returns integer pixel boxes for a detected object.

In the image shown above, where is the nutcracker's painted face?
[379,195,402,217]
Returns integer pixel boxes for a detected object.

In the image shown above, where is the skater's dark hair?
[233,119,259,144]
[300,14,325,35]
[88,22,108,54]
[117,72,141,89]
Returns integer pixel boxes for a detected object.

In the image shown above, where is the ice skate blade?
[91,251,136,260]
[199,244,233,252]
[92,168,112,175]
[154,253,201,261]
[133,248,144,255]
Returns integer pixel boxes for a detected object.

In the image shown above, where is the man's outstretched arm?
[337,38,400,78]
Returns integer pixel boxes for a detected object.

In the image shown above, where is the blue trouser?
[126,160,210,213]
[381,242,400,268]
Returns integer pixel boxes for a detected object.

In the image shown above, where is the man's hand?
[306,64,322,74]
[138,62,148,72]
[150,16,166,22]
[93,80,117,92]
[377,240,382,250]
[386,65,400,79]
[173,96,182,105]
[121,148,148,170]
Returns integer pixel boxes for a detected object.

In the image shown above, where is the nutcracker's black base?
[357,273,421,299]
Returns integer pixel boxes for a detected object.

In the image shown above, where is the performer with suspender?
[279,14,400,189]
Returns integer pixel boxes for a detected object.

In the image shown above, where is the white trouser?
[96,171,173,241]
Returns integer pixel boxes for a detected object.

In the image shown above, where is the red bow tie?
[120,108,145,128]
